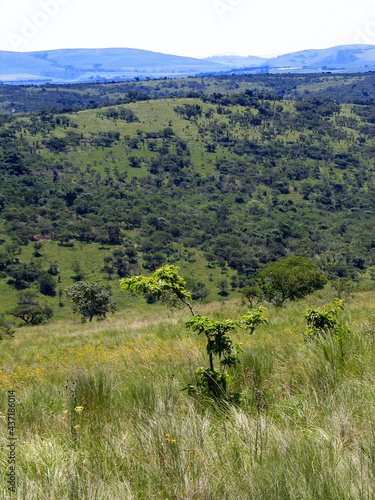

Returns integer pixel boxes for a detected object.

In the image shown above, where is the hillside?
[2,90,375,319]
[0,47,224,84]
[265,44,375,72]
[205,44,375,74]
[1,67,375,499]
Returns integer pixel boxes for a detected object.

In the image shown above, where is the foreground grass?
[1,292,375,499]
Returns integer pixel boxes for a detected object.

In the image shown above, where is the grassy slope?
[0,288,374,498]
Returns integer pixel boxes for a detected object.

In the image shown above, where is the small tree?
[71,261,85,282]
[331,277,356,299]
[58,288,64,307]
[185,310,268,398]
[184,276,210,302]
[65,282,117,322]
[96,234,110,249]
[121,265,195,313]
[121,265,268,399]
[38,270,57,296]
[258,256,327,307]
[48,261,59,276]
[218,279,229,296]
[102,256,115,280]
[5,241,21,263]
[59,231,74,247]
[241,285,262,308]
[304,299,344,338]
[33,242,43,257]
[230,274,238,290]
[303,299,348,361]
[9,292,53,325]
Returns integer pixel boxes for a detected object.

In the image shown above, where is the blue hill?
[2,45,375,84]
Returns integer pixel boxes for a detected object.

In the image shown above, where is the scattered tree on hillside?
[218,279,229,297]
[65,282,117,322]
[38,270,57,296]
[33,242,43,257]
[9,292,53,325]
[258,256,327,307]
[241,285,262,308]
[5,242,21,263]
[331,277,356,299]
[71,261,85,282]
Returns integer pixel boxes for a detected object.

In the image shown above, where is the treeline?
[1,72,375,114]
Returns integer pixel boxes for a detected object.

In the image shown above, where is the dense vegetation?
[2,87,375,317]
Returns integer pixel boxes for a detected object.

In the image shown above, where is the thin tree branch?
[182,299,196,317]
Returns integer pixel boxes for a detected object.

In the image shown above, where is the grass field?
[1,287,375,498]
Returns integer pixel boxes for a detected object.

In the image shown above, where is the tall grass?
[1,292,375,498]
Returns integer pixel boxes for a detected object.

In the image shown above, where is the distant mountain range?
[2,44,375,85]
[203,45,375,73]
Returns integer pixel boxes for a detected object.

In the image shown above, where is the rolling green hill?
[2,89,375,321]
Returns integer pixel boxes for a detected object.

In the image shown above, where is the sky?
[1,0,375,58]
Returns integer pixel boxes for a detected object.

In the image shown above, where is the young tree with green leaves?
[304,299,344,338]
[121,265,268,399]
[241,285,262,308]
[303,299,348,362]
